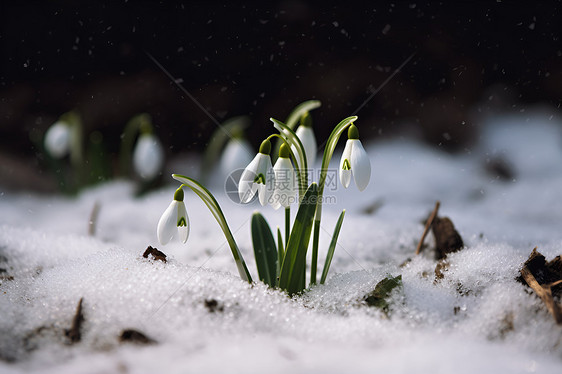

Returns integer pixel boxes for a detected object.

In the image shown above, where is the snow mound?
[1,110,562,373]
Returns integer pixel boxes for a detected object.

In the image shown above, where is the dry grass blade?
[416,201,440,255]
[520,266,562,324]
[65,297,84,344]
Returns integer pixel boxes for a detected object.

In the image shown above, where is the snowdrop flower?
[133,132,164,180]
[157,187,189,245]
[44,121,71,159]
[219,136,253,177]
[339,124,371,191]
[270,143,298,210]
[292,112,317,169]
[238,139,275,206]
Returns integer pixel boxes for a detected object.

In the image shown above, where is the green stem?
[172,174,253,283]
[285,206,290,248]
[56,111,84,192]
[120,113,152,177]
[310,116,358,286]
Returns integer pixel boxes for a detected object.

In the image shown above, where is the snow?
[1,109,562,373]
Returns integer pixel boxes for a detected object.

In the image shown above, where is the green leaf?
[119,113,151,177]
[251,212,278,287]
[278,183,318,295]
[172,174,253,283]
[364,275,402,316]
[320,210,346,284]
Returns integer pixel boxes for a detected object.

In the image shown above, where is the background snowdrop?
[44,121,71,159]
[292,112,317,170]
[133,132,164,181]
[219,137,253,178]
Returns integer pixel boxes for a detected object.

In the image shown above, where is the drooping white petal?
[257,183,268,206]
[270,195,282,210]
[44,122,71,159]
[157,200,179,245]
[238,154,261,203]
[339,139,353,188]
[272,157,297,209]
[176,201,190,243]
[133,133,164,180]
[350,139,371,191]
[219,138,253,177]
[256,154,274,206]
[293,126,317,169]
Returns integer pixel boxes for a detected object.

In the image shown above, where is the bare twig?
[416,201,440,255]
[547,280,562,288]
[521,266,562,325]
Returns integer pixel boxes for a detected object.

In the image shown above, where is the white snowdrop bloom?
[270,143,298,210]
[292,113,317,169]
[238,139,275,206]
[157,188,189,245]
[133,133,164,180]
[339,124,371,191]
[44,121,71,159]
[219,137,253,177]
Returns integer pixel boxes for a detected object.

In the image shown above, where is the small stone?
[119,329,156,345]
[204,299,224,313]
[143,246,167,263]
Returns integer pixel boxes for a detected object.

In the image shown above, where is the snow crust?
[1,110,562,373]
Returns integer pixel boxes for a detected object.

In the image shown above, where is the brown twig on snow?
[416,201,440,255]
[520,264,562,325]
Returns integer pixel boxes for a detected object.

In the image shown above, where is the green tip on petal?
[342,159,351,170]
[177,216,187,227]
[348,124,359,140]
[174,187,184,201]
[279,143,290,158]
[300,112,312,128]
[254,173,266,184]
[259,139,272,155]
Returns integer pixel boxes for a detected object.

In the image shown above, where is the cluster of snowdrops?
[44,101,371,295]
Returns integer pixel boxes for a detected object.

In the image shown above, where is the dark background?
[1,1,561,191]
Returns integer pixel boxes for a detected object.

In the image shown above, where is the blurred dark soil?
[1,1,561,191]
